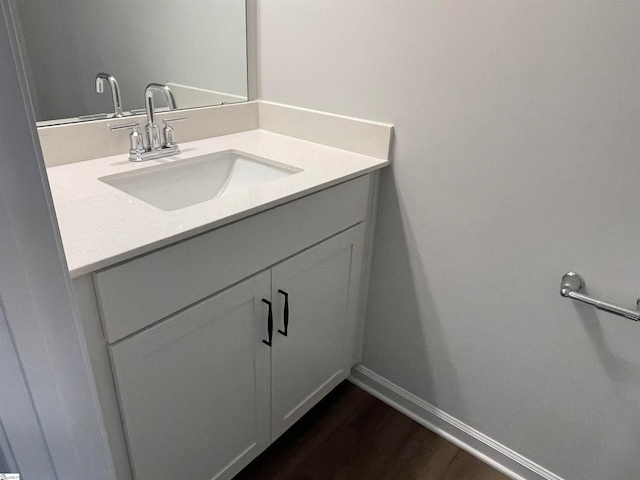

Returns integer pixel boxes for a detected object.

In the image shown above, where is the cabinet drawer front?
[95,175,371,343]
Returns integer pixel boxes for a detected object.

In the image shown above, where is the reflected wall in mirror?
[14,0,248,126]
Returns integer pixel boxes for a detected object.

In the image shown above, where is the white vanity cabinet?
[79,175,377,480]
[109,224,364,480]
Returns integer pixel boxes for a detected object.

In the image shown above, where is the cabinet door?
[270,225,365,439]
[110,272,271,480]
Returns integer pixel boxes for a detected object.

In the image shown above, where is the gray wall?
[17,0,247,121]
[258,1,640,479]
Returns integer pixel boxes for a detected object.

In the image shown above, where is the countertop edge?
[67,163,388,278]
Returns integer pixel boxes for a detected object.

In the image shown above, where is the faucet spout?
[95,72,123,117]
[144,83,177,150]
[110,84,185,162]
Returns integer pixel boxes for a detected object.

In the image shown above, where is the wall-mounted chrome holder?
[560,272,640,322]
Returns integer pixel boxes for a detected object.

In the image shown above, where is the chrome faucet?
[144,83,177,151]
[95,72,123,117]
[109,83,186,162]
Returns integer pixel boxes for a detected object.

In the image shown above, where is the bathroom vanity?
[45,105,391,480]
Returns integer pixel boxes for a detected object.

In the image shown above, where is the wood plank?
[234,382,512,480]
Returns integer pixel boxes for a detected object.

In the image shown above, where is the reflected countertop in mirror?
[12,0,248,126]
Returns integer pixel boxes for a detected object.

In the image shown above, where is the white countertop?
[47,129,388,277]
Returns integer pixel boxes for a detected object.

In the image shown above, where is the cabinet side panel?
[71,275,133,480]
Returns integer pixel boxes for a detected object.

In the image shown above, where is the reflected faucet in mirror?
[14,0,248,125]
[95,73,123,118]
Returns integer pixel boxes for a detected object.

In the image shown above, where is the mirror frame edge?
[246,0,258,102]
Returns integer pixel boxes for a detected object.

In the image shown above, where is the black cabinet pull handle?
[278,290,289,336]
[262,299,273,347]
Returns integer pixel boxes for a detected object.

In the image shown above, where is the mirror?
[14,0,248,126]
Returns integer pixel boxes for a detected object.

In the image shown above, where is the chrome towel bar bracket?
[560,272,640,322]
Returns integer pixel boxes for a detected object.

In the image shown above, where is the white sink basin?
[99,149,301,211]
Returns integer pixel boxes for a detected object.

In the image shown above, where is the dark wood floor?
[235,382,512,480]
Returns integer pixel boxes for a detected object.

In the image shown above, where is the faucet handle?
[109,122,139,131]
[162,117,187,148]
[162,116,187,125]
[109,122,145,159]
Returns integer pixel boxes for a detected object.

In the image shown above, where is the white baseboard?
[349,365,564,480]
